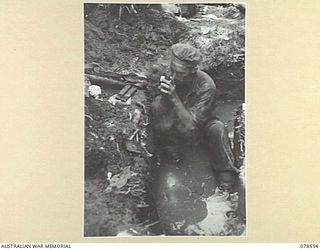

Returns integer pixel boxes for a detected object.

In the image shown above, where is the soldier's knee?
[206,121,226,138]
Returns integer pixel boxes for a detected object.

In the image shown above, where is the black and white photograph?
[84,3,246,236]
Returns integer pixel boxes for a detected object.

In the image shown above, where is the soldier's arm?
[170,87,215,136]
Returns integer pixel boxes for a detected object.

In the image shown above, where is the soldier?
[151,43,239,192]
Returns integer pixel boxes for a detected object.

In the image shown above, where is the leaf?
[106,166,131,193]
[125,140,143,154]
[201,27,211,35]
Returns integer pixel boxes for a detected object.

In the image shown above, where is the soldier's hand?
[159,76,175,96]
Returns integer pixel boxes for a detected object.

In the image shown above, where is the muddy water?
[153,100,246,236]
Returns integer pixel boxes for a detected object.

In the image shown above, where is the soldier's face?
[170,61,193,85]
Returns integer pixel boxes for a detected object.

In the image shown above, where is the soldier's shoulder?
[196,70,216,91]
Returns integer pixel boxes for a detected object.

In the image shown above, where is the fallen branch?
[129,129,140,141]
[86,73,147,90]
[85,74,126,89]
[144,220,160,228]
